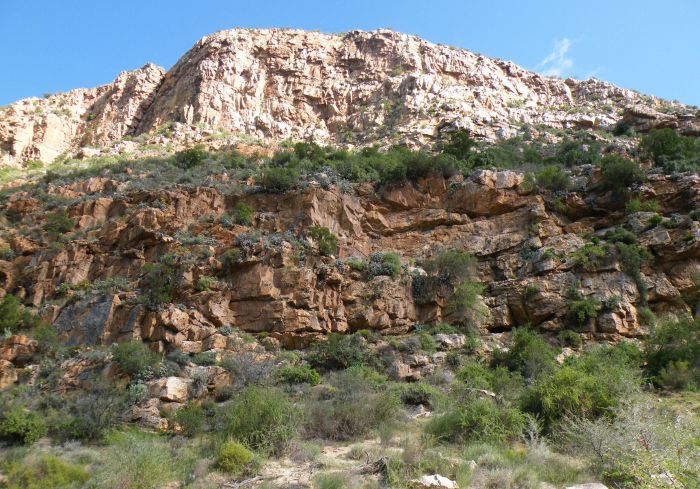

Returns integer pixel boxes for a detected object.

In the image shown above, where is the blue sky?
[2,0,698,106]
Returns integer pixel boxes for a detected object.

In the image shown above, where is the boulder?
[412,474,459,488]
[148,376,192,403]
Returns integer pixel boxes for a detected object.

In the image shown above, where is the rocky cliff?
[2,28,698,167]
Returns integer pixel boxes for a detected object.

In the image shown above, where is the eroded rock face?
[2,28,694,168]
[0,64,165,167]
[2,165,698,355]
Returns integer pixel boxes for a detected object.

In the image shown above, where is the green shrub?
[640,128,699,167]
[599,154,645,195]
[555,139,601,167]
[174,145,208,169]
[647,214,663,227]
[558,330,582,349]
[216,441,253,474]
[441,129,477,160]
[344,257,366,272]
[523,345,640,427]
[658,360,696,390]
[570,243,607,270]
[260,167,300,193]
[415,249,482,316]
[625,198,660,214]
[308,226,338,256]
[567,296,601,328]
[90,430,179,489]
[557,398,700,487]
[43,210,75,238]
[275,364,321,385]
[0,406,48,445]
[645,318,700,389]
[391,382,442,407]
[303,369,399,440]
[313,472,347,489]
[0,294,24,332]
[447,281,485,318]
[217,386,300,455]
[140,256,181,309]
[3,454,89,489]
[195,275,215,292]
[220,248,241,272]
[456,360,524,401]
[173,402,206,437]
[367,252,401,278]
[232,202,254,226]
[425,396,525,443]
[308,332,373,370]
[492,327,557,380]
[535,165,571,192]
[112,341,160,377]
[422,249,476,286]
[58,380,128,441]
[192,350,217,366]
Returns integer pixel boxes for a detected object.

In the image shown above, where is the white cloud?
[537,38,573,77]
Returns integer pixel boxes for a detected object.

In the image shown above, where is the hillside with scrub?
[0,27,700,489]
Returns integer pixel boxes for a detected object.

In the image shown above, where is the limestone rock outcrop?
[1,28,695,167]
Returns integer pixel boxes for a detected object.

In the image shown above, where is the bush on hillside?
[58,380,128,441]
[308,226,338,256]
[645,318,700,390]
[0,294,38,333]
[303,368,399,440]
[275,364,321,386]
[260,167,300,193]
[232,202,254,226]
[2,454,89,489]
[425,395,525,444]
[44,210,75,237]
[640,128,700,168]
[492,327,557,380]
[0,406,48,445]
[441,130,478,161]
[535,165,571,192]
[174,145,208,169]
[599,154,645,195]
[366,251,401,279]
[554,139,601,167]
[522,345,640,427]
[112,341,160,377]
[216,386,300,455]
[216,441,254,475]
[308,332,374,370]
[89,430,179,489]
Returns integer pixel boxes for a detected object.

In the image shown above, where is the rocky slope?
[2,154,700,389]
[2,28,698,167]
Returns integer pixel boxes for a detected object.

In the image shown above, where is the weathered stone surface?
[412,474,459,488]
[1,29,680,168]
[0,360,17,389]
[148,376,192,403]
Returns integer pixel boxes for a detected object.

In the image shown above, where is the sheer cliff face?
[0,28,680,167]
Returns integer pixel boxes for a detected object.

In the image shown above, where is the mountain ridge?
[0,27,697,168]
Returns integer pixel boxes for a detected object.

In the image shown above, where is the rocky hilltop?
[2,28,699,167]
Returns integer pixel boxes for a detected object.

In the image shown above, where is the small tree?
[112,341,160,377]
[44,211,74,237]
[232,202,253,226]
[174,145,208,169]
[441,130,477,160]
[535,165,571,192]
[599,154,645,195]
[308,226,338,256]
[260,167,299,193]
